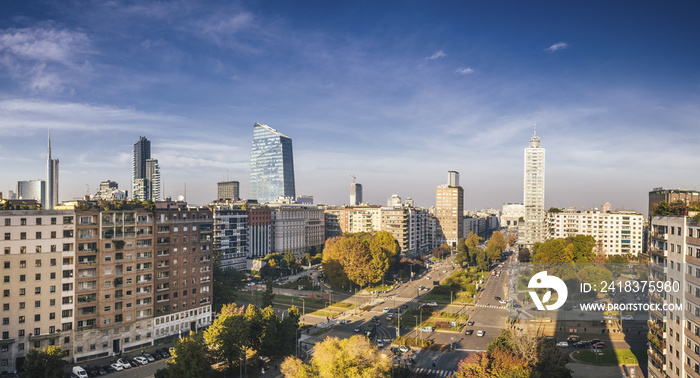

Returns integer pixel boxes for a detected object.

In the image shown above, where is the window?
[18,330,24,336]
[19,302,24,309]
[34,315,40,322]
[51,231,56,239]
[4,233,9,240]
[50,272,56,279]
[3,276,8,283]
[36,232,41,239]
[35,260,41,267]
[35,287,41,294]
[35,273,41,281]
[4,290,9,297]
[35,218,41,225]
[35,245,41,253]
[19,275,25,282]
[20,260,26,268]
[51,217,56,225]
[3,219,9,226]
[35,300,40,308]
[50,286,56,293]
[20,232,26,240]
[3,262,9,269]
[20,218,26,226]
[19,289,25,296]
[19,316,25,323]
[2,304,7,311]
[2,318,8,325]
[50,258,56,266]
[3,247,8,255]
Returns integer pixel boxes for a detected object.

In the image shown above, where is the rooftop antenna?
[184,182,187,202]
[534,123,537,136]
[351,174,356,183]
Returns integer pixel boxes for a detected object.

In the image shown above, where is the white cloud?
[455,67,474,74]
[426,50,447,60]
[545,42,568,52]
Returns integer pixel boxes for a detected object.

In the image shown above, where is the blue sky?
[1,1,699,213]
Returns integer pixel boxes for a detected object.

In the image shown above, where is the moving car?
[621,315,634,320]
[383,307,391,313]
[499,300,507,305]
[376,339,384,347]
[567,335,580,343]
[467,320,475,326]
[591,342,606,349]
[556,341,569,347]
[354,327,362,333]
[495,296,502,301]
[386,314,394,320]
[426,302,438,307]
[399,345,410,353]
[476,330,485,337]
[464,329,474,335]
[420,326,434,333]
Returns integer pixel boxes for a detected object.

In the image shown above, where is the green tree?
[21,345,67,378]
[281,335,391,378]
[465,232,483,248]
[245,305,264,352]
[486,231,506,262]
[279,306,301,356]
[166,332,213,378]
[262,277,276,308]
[507,235,516,246]
[322,232,398,288]
[565,235,596,262]
[259,306,281,357]
[212,256,245,314]
[203,304,249,371]
[283,250,296,271]
[432,244,451,259]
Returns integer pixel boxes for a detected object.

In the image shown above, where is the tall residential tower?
[435,171,463,247]
[520,128,546,248]
[350,177,362,206]
[250,123,295,203]
[132,137,160,201]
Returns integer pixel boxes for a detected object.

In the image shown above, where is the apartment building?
[647,216,700,377]
[152,201,213,344]
[247,207,272,259]
[211,206,248,271]
[270,204,325,258]
[435,171,464,247]
[0,209,76,374]
[548,208,644,256]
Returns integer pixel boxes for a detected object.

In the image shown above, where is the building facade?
[0,210,76,374]
[548,208,644,256]
[17,180,45,208]
[502,203,525,230]
[648,188,700,217]
[350,182,363,206]
[435,171,464,247]
[45,132,59,210]
[217,181,240,201]
[269,205,324,258]
[647,215,700,378]
[520,129,546,249]
[250,123,296,204]
[247,208,272,259]
[212,206,248,271]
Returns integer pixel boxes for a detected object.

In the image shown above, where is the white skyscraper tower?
[520,127,545,248]
[350,176,362,206]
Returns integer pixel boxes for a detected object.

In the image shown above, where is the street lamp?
[300,298,305,323]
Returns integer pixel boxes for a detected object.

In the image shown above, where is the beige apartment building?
[0,209,76,374]
[435,172,464,247]
[648,215,700,377]
[548,208,644,256]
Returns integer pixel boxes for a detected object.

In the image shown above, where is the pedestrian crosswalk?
[473,303,507,310]
[387,296,418,303]
[411,367,455,377]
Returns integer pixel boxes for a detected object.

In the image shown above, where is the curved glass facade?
[250,123,295,203]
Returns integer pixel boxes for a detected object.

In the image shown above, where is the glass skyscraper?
[250,123,295,203]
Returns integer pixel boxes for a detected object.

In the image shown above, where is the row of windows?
[3,216,73,226]
[3,244,72,254]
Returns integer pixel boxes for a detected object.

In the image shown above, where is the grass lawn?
[275,279,314,290]
[573,349,644,366]
[236,291,327,311]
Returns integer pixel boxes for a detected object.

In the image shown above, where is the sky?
[1,1,699,214]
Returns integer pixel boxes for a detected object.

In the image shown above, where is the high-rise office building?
[133,136,151,200]
[217,181,240,201]
[350,178,362,206]
[17,179,45,206]
[45,130,59,209]
[132,137,160,201]
[435,171,464,247]
[519,128,546,248]
[146,158,161,201]
[250,123,295,204]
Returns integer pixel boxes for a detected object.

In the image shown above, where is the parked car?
[117,358,131,369]
[144,353,155,362]
[420,326,434,333]
[87,366,100,377]
[495,296,502,301]
[354,327,362,333]
[426,302,438,307]
[567,335,580,343]
[97,366,107,376]
[467,320,475,326]
[464,329,474,335]
[556,341,569,347]
[110,363,123,372]
[102,365,116,373]
[133,356,148,365]
[128,358,140,368]
[621,315,634,320]
[499,300,507,305]
[72,366,89,378]
[386,314,394,320]
[591,342,606,349]
[574,341,590,348]
[371,316,378,322]
[399,345,410,353]
[476,330,485,337]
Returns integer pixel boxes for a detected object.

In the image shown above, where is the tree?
[465,232,483,248]
[486,232,506,262]
[212,256,245,313]
[262,277,276,308]
[203,304,249,371]
[432,244,451,259]
[281,336,391,378]
[322,232,398,288]
[21,345,67,378]
[507,235,516,246]
[283,250,297,271]
[279,306,301,356]
[166,332,213,378]
[518,249,531,263]
[245,305,264,352]
[259,306,281,357]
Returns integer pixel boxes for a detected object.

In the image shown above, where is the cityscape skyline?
[1,2,699,212]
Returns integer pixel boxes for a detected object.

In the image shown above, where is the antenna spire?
[534,123,537,137]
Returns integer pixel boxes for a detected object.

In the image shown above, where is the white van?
[72,366,88,378]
